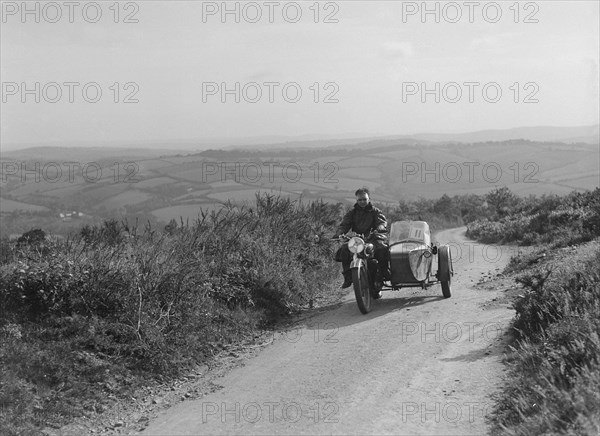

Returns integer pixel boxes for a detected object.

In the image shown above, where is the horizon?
[2,122,599,152]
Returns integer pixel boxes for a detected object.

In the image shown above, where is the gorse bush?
[1,193,340,347]
[493,242,600,435]
[0,194,342,434]
[456,188,600,434]
[467,188,600,247]
[513,245,600,346]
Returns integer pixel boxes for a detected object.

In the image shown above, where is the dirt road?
[140,227,516,435]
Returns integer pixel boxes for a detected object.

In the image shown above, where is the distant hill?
[409,125,599,145]
[1,146,190,162]
[2,138,598,235]
[3,125,598,158]
[239,124,600,151]
[2,124,598,237]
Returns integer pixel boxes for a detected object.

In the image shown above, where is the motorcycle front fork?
[350,255,380,286]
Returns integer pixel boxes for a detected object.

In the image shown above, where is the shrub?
[467,188,600,246]
[0,194,344,434]
[492,241,600,435]
[16,229,46,245]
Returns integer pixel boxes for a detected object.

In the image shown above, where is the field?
[1,138,598,235]
[151,203,223,222]
[0,198,50,213]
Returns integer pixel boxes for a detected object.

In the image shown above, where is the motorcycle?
[332,231,385,314]
[331,221,453,315]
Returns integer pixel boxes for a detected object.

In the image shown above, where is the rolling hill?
[1,127,598,235]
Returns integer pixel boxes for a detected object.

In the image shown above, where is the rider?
[334,188,390,288]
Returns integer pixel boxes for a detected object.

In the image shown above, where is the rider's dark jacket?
[336,202,388,236]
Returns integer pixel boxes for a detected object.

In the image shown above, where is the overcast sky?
[1,0,599,148]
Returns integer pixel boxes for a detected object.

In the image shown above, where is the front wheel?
[352,266,372,314]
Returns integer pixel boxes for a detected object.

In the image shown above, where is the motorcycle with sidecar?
[334,221,453,314]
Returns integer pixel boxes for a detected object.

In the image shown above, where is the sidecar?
[385,221,453,298]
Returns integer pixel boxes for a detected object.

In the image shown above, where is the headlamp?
[348,236,365,254]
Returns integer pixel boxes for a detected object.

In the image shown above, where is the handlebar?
[330,231,386,242]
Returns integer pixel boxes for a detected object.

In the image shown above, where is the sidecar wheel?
[441,278,452,298]
[352,266,372,314]
[438,245,452,299]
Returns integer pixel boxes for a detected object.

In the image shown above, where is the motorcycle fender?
[351,257,364,269]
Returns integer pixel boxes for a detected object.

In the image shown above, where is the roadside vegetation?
[1,187,599,434]
[492,241,600,435]
[464,187,600,435]
[466,187,600,247]
[0,194,343,435]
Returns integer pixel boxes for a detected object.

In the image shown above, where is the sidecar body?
[385,221,453,296]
